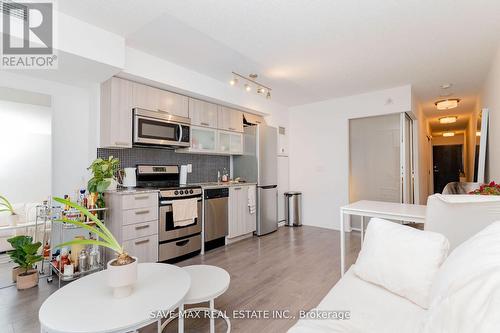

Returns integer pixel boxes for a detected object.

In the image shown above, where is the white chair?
[162,264,231,333]
[425,194,500,250]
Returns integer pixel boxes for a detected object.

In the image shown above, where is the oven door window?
[163,205,197,231]
[138,118,179,141]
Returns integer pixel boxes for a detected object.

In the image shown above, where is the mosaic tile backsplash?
[97,147,230,183]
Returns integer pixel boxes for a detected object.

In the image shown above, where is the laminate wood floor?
[0,226,361,333]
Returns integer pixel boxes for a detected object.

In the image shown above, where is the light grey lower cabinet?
[105,192,159,263]
[228,185,257,239]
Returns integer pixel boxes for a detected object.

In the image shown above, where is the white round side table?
[162,264,230,333]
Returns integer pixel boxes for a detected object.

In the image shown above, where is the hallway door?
[433,145,462,193]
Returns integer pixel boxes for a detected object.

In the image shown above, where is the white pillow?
[353,218,450,309]
[429,221,500,306]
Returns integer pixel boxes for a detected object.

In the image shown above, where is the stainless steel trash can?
[285,192,302,227]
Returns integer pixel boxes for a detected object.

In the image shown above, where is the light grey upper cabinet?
[158,89,189,118]
[131,82,188,118]
[131,82,159,111]
[189,98,218,128]
[100,77,133,148]
[218,106,243,132]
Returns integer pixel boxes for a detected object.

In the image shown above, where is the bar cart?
[47,206,108,288]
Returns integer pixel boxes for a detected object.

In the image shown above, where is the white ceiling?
[58,0,500,107]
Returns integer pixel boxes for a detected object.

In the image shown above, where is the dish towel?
[248,187,256,214]
[172,198,198,227]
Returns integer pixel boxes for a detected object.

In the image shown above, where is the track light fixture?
[229,71,272,99]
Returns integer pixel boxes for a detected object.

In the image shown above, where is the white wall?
[0,100,51,203]
[481,44,500,181]
[0,73,98,199]
[289,85,412,230]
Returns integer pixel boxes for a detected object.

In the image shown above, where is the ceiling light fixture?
[439,116,457,124]
[230,71,272,99]
[476,131,481,136]
[440,83,453,89]
[435,98,460,110]
[443,132,455,137]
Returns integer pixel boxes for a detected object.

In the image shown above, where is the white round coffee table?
[162,265,230,333]
[39,263,191,333]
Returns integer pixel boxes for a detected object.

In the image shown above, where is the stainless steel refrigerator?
[233,124,278,236]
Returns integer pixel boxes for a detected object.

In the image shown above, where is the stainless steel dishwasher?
[204,187,229,250]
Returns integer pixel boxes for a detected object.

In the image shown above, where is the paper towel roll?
[180,165,188,185]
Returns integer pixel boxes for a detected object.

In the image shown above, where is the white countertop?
[105,188,160,195]
[191,182,257,189]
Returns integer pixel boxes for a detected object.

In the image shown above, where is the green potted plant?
[87,156,120,208]
[7,235,43,289]
[53,197,137,298]
[1,195,19,226]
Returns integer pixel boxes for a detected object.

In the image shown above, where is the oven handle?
[160,198,202,205]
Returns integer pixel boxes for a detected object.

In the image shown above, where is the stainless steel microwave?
[133,108,191,148]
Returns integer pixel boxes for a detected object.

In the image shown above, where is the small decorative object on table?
[469,181,500,195]
[6,235,43,289]
[53,197,137,298]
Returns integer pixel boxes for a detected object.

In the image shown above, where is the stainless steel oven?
[133,108,190,148]
[158,188,202,262]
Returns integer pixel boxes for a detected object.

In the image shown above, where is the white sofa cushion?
[353,218,449,308]
[423,221,500,332]
[288,268,425,333]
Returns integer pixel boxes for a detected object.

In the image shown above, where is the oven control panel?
[160,187,202,199]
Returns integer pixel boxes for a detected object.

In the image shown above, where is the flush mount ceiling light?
[435,98,460,110]
[229,71,272,99]
[440,83,453,89]
[439,116,457,124]
[443,132,455,137]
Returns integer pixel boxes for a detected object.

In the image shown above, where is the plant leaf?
[53,197,122,252]
[56,239,121,255]
[54,217,114,245]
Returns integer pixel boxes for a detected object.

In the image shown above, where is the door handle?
[178,124,183,142]
[258,185,277,189]
[135,210,150,215]
[175,239,189,247]
[134,239,150,245]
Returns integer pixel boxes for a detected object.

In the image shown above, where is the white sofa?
[289,194,500,333]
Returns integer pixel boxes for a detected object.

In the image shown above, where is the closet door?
[349,113,402,230]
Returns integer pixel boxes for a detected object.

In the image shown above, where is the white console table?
[340,200,426,275]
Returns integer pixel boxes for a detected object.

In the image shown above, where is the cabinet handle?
[135,224,150,230]
[175,239,189,247]
[201,122,209,126]
[114,141,129,146]
[234,187,242,190]
[157,109,170,113]
[134,209,150,215]
[134,196,149,200]
[134,239,150,245]
[229,127,235,131]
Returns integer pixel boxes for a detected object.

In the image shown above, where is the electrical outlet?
[187,164,192,173]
